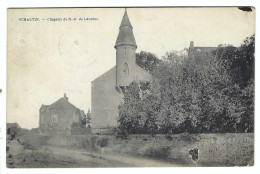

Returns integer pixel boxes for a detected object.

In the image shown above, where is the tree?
[86,109,91,128]
[214,35,255,132]
[118,81,161,134]
[136,51,161,73]
[152,51,234,133]
[81,109,91,128]
[215,35,255,89]
[118,81,143,134]
[117,35,254,134]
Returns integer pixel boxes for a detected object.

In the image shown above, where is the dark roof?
[47,98,77,111]
[115,10,137,48]
[40,104,49,111]
[193,47,218,53]
[40,97,79,112]
[120,10,132,28]
[7,123,20,129]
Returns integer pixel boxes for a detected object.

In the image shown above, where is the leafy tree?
[81,114,87,126]
[152,51,234,133]
[118,35,254,134]
[136,51,161,73]
[118,81,161,134]
[86,109,91,124]
[215,35,255,89]
[118,81,143,134]
[81,109,91,128]
[214,35,255,132]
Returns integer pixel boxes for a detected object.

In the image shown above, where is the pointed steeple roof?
[115,9,137,48]
[120,9,132,28]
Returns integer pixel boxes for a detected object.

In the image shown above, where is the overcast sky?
[7,8,255,129]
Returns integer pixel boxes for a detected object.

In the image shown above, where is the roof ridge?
[46,97,78,111]
[91,66,116,83]
[194,46,218,48]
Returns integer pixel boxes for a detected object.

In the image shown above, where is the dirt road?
[7,138,177,168]
[37,145,177,167]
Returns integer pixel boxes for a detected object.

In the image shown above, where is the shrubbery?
[118,35,254,134]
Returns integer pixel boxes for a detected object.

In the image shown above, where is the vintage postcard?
[6,7,255,167]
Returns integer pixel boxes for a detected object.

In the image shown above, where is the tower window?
[123,62,129,76]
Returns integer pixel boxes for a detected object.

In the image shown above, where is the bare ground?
[6,138,177,168]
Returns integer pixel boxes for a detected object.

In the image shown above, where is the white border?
[0,0,259,174]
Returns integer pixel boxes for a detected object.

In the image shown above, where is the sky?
[7,8,255,129]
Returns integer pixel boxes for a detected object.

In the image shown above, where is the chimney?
[190,41,194,49]
[188,41,194,56]
[64,93,68,102]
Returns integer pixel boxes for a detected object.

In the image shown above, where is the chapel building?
[91,9,151,131]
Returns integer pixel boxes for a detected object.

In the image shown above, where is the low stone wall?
[111,133,254,166]
[40,130,71,135]
[38,128,91,135]
[20,134,93,149]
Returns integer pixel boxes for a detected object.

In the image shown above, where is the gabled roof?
[91,66,116,83]
[193,47,218,54]
[188,41,218,55]
[47,98,77,111]
[40,95,80,113]
[115,10,137,48]
[40,104,49,111]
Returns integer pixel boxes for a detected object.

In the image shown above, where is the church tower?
[91,9,151,130]
[115,9,137,89]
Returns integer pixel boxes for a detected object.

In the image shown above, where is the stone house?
[188,41,218,58]
[39,94,86,135]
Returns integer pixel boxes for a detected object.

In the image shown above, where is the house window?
[52,115,58,123]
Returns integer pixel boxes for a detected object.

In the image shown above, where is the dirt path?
[7,137,177,168]
[38,145,177,167]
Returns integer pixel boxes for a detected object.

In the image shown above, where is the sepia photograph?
[5,7,255,168]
